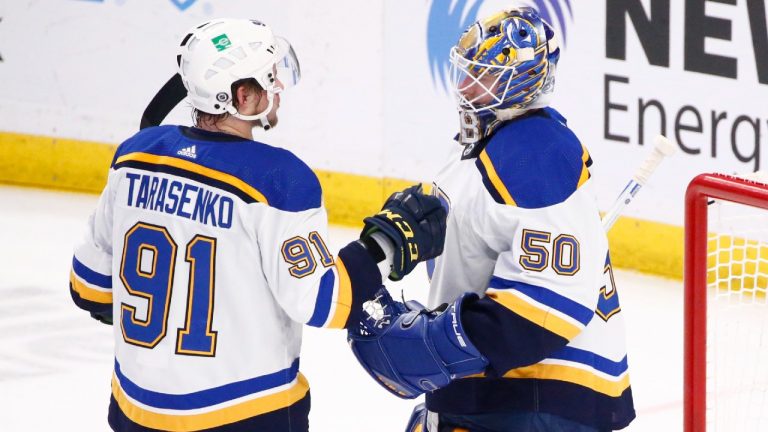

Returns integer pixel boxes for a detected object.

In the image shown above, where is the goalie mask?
[177,18,301,128]
[449,8,560,144]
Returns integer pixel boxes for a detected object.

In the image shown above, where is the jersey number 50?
[120,222,218,357]
[519,229,580,275]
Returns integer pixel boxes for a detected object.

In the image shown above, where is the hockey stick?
[139,73,187,130]
[601,135,677,231]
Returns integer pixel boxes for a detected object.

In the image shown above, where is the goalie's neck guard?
[457,107,528,158]
[457,106,556,161]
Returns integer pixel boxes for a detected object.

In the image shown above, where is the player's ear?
[235,83,263,109]
[235,84,251,108]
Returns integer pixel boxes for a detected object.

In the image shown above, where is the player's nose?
[459,76,479,98]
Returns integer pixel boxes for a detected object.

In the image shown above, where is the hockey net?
[685,172,768,431]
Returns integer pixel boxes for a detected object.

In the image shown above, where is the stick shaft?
[602,139,675,231]
[602,179,642,231]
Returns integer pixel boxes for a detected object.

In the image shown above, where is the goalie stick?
[601,135,677,231]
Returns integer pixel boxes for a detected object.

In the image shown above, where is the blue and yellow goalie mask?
[449,7,560,113]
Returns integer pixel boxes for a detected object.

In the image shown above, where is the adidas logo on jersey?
[177,145,197,159]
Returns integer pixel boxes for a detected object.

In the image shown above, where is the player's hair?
[192,78,263,127]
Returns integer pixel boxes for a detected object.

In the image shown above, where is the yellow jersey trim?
[576,144,591,188]
[328,259,353,329]
[504,363,630,398]
[114,152,269,205]
[479,150,517,206]
[70,270,113,304]
[111,372,309,432]
[488,291,582,340]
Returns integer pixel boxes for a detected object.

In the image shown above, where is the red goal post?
[684,173,768,431]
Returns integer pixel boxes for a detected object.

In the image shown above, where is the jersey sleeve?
[69,170,117,316]
[257,203,381,330]
[460,194,607,375]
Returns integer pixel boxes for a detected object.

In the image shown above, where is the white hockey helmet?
[177,18,300,125]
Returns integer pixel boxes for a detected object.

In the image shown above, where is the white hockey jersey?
[69,126,381,432]
[425,108,635,430]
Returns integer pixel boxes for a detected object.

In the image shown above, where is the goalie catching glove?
[361,184,446,281]
[347,287,488,399]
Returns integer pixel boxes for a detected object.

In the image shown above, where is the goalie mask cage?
[685,173,768,431]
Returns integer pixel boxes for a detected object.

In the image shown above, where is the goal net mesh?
[706,189,768,430]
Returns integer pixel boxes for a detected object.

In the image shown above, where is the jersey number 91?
[120,222,218,357]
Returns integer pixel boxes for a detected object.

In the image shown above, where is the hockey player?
[68,18,446,432]
[348,8,635,431]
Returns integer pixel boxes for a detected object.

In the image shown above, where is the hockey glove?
[90,311,113,325]
[361,184,447,281]
[347,287,488,399]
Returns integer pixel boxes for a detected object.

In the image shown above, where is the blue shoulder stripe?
[475,108,591,208]
[114,358,300,410]
[113,126,321,212]
[113,152,269,205]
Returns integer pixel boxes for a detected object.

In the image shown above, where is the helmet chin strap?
[227,91,277,130]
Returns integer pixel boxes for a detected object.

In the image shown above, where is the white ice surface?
[0,186,683,431]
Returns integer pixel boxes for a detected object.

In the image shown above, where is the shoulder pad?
[112,127,321,212]
[474,109,592,208]
[111,125,177,166]
[247,145,322,212]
